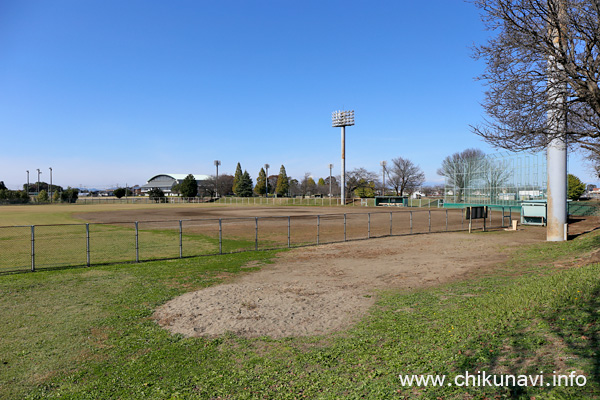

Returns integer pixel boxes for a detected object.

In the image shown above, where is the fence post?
[428,210,431,233]
[219,218,223,254]
[368,213,371,239]
[135,222,139,262]
[287,216,291,248]
[255,217,258,251]
[446,209,448,231]
[390,212,393,236]
[344,214,347,241]
[30,225,35,272]
[317,215,320,245]
[179,220,183,258]
[410,211,413,234]
[86,223,90,267]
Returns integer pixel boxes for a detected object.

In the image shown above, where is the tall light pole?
[264,164,270,197]
[26,170,29,195]
[546,0,568,241]
[49,167,53,202]
[332,110,354,204]
[328,163,333,197]
[36,169,41,195]
[380,161,387,196]
[214,160,221,198]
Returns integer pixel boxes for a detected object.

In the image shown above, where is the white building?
[141,174,210,195]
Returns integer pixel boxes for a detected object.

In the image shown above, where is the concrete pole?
[546,0,568,241]
[329,163,333,198]
[341,126,345,204]
[49,167,52,202]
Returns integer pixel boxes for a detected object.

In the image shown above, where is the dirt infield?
[76,205,502,247]
[154,224,548,338]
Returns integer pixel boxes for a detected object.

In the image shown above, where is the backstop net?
[443,152,547,207]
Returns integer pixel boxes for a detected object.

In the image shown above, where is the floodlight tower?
[332,110,354,204]
[26,170,29,195]
[36,169,41,194]
[264,164,270,196]
[214,160,221,197]
[49,167,53,202]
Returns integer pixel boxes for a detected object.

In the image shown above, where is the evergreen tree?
[60,187,79,203]
[567,174,586,201]
[37,190,49,203]
[113,188,126,199]
[147,188,165,203]
[275,165,289,196]
[232,163,243,195]
[180,174,198,197]
[237,170,254,197]
[254,168,266,196]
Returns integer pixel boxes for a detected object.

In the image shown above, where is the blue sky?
[0,0,595,190]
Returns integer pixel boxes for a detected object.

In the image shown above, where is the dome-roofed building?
[141,174,211,195]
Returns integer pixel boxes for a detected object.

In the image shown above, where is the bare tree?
[300,173,316,196]
[471,0,600,155]
[386,157,426,196]
[204,174,234,197]
[437,149,487,203]
[345,168,379,198]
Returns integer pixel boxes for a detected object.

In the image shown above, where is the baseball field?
[0,203,599,399]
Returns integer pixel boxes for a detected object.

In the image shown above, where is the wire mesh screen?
[0,226,31,272]
[35,224,87,269]
[443,152,547,207]
[257,216,289,250]
[89,223,136,265]
[182,219,220,257]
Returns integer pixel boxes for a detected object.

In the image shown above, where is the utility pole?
[332,110,354,204]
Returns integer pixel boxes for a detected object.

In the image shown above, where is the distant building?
[141,174,211,196]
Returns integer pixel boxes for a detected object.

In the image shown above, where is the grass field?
[0,204,598,398]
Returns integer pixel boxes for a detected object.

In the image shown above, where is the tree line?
[0,181,79,204]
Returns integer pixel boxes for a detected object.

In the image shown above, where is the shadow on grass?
[452,275,600,398]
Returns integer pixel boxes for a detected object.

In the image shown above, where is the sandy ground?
[154,225,549,339]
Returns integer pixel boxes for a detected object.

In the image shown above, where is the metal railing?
[73,196,446,207]
[0,208,515,274]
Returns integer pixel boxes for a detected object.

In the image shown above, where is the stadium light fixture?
[214,160,221,198]
[264,164,270,196]
[36,169,41,195]
[332,110,354,203]
[380,161,387,196]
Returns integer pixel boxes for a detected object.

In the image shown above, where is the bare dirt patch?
[154,226,547,339]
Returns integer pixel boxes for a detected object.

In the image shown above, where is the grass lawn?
[0,227,599,398]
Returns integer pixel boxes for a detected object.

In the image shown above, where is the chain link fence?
[0,208,518,274]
